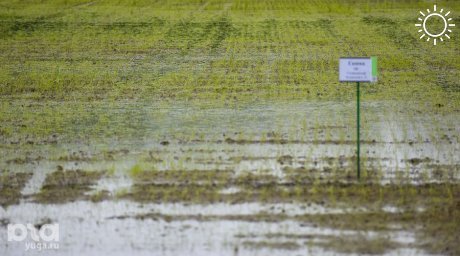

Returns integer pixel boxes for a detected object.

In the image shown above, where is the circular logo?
[415,5,455,46]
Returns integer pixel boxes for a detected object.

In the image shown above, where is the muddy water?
[0,100,459,255]
[2,100,458,181]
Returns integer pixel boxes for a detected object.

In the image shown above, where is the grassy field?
[0,1,460,256]
[0,0,459,104]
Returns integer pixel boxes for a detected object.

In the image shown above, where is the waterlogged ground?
[1,0,459,254]
[0,99,459,255]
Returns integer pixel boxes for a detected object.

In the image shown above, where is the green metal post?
[356,82,361,180]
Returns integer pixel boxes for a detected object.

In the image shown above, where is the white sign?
[339,57,377,82]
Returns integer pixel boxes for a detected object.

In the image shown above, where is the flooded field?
[1,0,459,254]
[1,99,459,255]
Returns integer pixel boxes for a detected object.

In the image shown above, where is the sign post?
[339,57,377,180]
[356,81,360,179]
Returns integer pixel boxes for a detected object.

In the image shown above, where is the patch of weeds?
[103,149,129,161]
[312,18,336,37]
[404,157,432,166]
[242,240,300,250]
[6,156,43,164]
[4,19,47,35]
[90,190,111,203]
[315,234,401,255]
[283,167,321,184]
[0,172,33,207]
[129,164,143,177]
[130,169,234,185]
[437,73,460,93]
[238,233,316,240]
[283,166,359,183]
[121,170,460,207]
[233,172,278,187]
[110,212,286,222]
[277,155,293,165]
[205,16,235,50]
[57,151,93,161]
[260,18,278,37]
[101,20,164,34]
[166,16,235,51]
[298,212,405,231]
[417,199,460,255]
[362,16,396,26]
[362,16,417,48]
[121,184,223,203]
[124,168,235,203]
[34,170,105,204]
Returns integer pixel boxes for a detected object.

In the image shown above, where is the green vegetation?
[0,0,458,106]
[0,1,459,255]
[0,172,32,207]
[34,169,105,203]
[314,234,401,255]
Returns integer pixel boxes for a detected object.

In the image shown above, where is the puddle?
[0,201,426,256]
[0,99,459,255]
